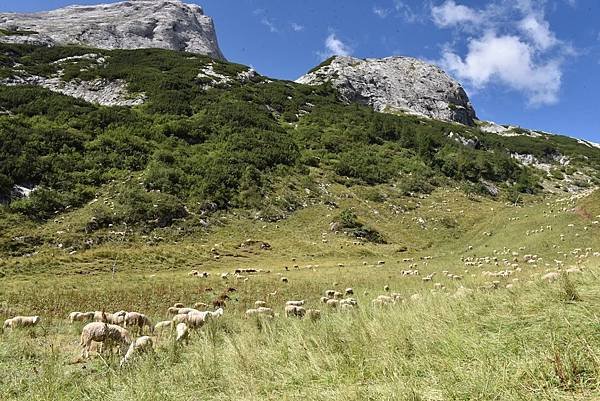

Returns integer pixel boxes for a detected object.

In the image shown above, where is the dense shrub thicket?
[0,44,596,225]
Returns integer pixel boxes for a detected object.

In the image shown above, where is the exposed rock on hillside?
[297,56,477,126]
[0,0,225,60]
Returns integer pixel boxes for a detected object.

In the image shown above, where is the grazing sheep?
[255,301,268,308]
[80,322,131,359]
[124,312,153,334]
[178,307,201,314]
[94,311,126,325]
[246,307,274,318]
[193,302,209,309]
[285,300,305,307]
[333,291,343,300]
[175,323,189,344]
[340,297,358,306]
[154,320,173,333]
[173,303,185,308]
[305,309,321,321]
[324,290,335,298]
[120,336,153,367]
[3,316,41,330]
[344,288,354,295]
[184,311,212,328]
[325,299,339,308]
[281,277,289,283]
[566,267,583,274]
[542,272,561,282]
[186,308,224,329]
[372,295,396,307]
[68,312,95,323]
[284,305,306,318]
[167,307,180,316]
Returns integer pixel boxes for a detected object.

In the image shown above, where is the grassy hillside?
[0,43,599,241]
[1,44,600,400]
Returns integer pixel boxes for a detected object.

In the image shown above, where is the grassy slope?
[1,186,599,400]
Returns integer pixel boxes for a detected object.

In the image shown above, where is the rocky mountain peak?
[0,0,225,60]
[297,55,477,126]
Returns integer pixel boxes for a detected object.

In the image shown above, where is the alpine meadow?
[1,1,600,400]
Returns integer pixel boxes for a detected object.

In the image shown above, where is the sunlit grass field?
[1,188,599,400]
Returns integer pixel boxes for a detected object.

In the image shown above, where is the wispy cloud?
[373,6,390,19]
[393,0,422,23]
[261,18,278,33]
[291,22,304,32]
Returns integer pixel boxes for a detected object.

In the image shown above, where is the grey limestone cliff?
[297,56,477,126]
[0,0,225,60]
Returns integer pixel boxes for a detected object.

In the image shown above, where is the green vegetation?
[1,43,597,235]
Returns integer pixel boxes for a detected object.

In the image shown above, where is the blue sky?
[1,0,599,143]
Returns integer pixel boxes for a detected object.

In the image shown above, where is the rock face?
[0,0,225,60]
[297,56,477,125]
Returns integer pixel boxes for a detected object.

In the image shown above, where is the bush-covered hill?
[0,43,599,233]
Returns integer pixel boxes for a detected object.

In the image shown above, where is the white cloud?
[431,0,482,27]
[440,32,561,106]
[519,15,557,50]
[318,33,352,59]
[291,23,304,32]
[373,6,390,19]
[431,0,571,107]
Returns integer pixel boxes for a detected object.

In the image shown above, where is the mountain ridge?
[297,55,478,126]
[0,0,225,59]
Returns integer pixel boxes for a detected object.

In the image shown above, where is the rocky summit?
[0,0,225,60]
[297,55,477,126]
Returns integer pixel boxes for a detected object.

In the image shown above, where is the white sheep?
[154,320,173,332]
[3,316,41,330]
[185,308,224,329]
[193,302,209,309]
[254,300,268,308]
[171,314,189,325]
[120,336,154,367]
[333,291,343,299]
[246,307,274,318]
[94,311,126,325]
[80,322,131,359]
[68,312,95,323]
[339,298,358,306]
[284,305,306,318]
[324,290,336,298]
[124,312,153,334]
[325,299,339,308]
[175,323,189,344]
[285,300,305,307]
[344,288,354,295]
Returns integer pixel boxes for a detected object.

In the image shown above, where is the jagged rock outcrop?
[297,56,477,126]
[0,0,225,60]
